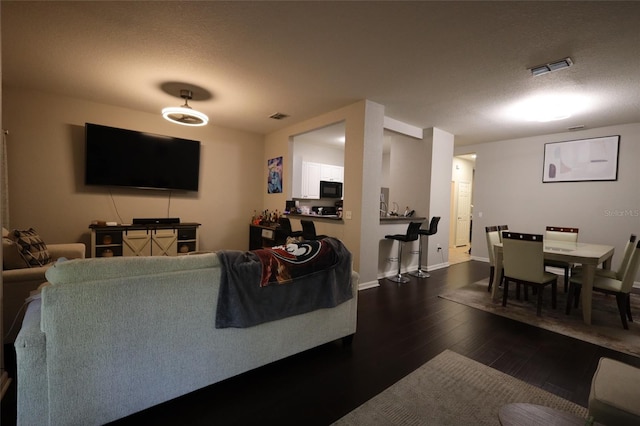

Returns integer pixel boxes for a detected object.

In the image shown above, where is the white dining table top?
[494,240,615,265]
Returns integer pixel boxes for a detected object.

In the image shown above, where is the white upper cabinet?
[320,164,344,182]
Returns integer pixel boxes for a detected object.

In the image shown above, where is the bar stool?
[410,216,440,278]
[385,221,423,283]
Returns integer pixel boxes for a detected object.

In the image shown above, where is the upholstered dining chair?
[497,225,509,242]
[410,216,440,278]
[572,234,637,280]
[566,239,640,329]
[385,221,423,283]
[501,231,558,316]
[300,220,328,240]
[485,226,502,292]
[544,226,579,292]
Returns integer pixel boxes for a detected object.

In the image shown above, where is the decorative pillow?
[11,228,52,267]
[3,237,29,269]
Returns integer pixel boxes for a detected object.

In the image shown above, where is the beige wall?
[263,100,386,286]
[458,123,640,281]
[2,87,264,252]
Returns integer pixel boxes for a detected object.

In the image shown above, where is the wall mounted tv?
[85,123,201,192]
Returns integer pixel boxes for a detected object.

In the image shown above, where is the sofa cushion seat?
[589,357,640,426]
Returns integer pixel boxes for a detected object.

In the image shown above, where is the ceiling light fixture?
[504,93,591,123]
[162,89,209,126]
[529,57,573,77]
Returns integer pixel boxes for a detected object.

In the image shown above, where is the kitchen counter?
[288,213,343,221]
[380,216,426,223]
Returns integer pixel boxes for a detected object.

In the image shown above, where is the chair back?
[502,232,546,283]
[619,240,640,293]
[300,220,316,240]
[485,226,500,266]
[498,225,509,242]
[405,221,423,241]
[425,216,441,235]
[615,234,637,279]
[278,217,293,234]
[545,226,579,242]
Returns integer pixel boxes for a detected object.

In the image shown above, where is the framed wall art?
[267,156,283,193]
[542,135,620,183]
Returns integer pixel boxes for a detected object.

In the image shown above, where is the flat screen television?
[85,123,201,191]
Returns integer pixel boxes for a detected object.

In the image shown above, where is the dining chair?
[385,221,422,283]
[410,216,440,278]
[497,225,509,242]
[485,226,502,292]
[566,239,640,329]
[300,220,328,240]
[278,217,303,239]
[544,226,579,292]
[501,231,558,316]
[572,234,636,280]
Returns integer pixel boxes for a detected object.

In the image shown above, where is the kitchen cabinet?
[320,164,344,182]
[300,161,321,199]
[294,161,343,199]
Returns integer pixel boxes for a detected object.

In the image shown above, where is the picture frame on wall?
[267,156,283,193]
[542,135,620,183]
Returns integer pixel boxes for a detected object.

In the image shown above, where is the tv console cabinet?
[89,223,200,257]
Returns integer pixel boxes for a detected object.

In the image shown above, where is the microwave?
[320,180,343,198]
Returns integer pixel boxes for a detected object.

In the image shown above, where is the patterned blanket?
[215,237,353,328]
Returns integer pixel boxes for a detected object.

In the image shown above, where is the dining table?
[490,239,615,325]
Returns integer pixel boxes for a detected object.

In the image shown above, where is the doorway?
[449,154,475,264]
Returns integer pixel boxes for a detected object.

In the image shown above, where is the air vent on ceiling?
[269,112,290,120]
[529,57,573,77]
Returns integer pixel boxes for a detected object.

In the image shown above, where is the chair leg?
[564,266,570,293]
[502,279,510,307]
[410,235,429,278]
[566,282,573,315]
[615,293,629,330]
[627,294,633,322]
[388,241,409,283]
[488,266,495,292]
[536,286,544,316]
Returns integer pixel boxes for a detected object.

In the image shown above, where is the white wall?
[2,87,264,252]
[458,123,640,281]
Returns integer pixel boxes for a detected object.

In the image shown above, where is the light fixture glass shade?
[162,105,209,127]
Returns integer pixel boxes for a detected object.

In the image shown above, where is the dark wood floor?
[3,260,639,425]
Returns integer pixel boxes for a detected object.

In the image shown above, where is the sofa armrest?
[15,299,49,426]
[48,242,86,260]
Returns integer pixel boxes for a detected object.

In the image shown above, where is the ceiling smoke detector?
[529,57,573,77]
[162,89,209,127]
[269,112,290,120]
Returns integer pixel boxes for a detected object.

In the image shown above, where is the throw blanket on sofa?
[216,237,353,328]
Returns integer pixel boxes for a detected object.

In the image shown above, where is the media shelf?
[90,222,201,257]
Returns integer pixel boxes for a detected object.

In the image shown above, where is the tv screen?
[85,123,201,191]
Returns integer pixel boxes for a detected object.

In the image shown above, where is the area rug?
[439,278,640,358]
[332,350,587,425]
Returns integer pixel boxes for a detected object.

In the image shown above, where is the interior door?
[455,181,472,247]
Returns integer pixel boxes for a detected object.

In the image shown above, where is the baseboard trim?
[359,280,380,290]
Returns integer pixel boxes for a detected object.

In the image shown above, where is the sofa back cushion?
[3,237,30,269]
[45,252,220,285]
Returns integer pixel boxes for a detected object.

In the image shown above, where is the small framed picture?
[267,156,283,193]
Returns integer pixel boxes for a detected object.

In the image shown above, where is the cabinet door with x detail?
[151,229,178,256]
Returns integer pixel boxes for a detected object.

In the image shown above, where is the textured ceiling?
[3,1,640,146]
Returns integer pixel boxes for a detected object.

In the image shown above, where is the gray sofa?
[3,238,86,343]
[15,251,358,425]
